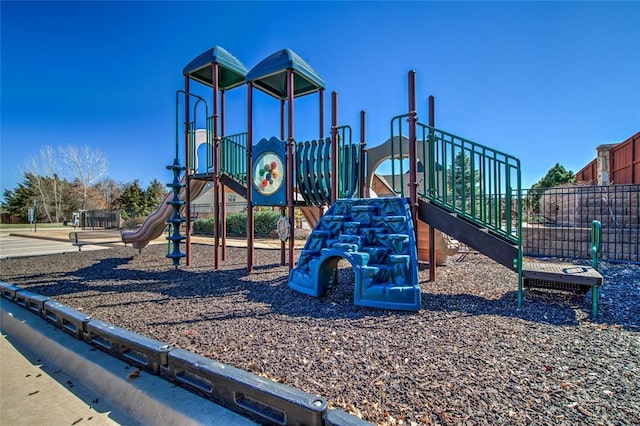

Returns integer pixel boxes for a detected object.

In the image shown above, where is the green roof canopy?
[245,49,325,99]
[183,46,248,90]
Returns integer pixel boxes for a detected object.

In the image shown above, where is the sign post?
[32,199,37,232]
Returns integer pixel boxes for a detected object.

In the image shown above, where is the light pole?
[33,199,37,233]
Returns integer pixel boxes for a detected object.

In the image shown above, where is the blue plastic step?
[361,246,390,264]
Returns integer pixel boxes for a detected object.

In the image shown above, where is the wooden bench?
[69,231,122,251]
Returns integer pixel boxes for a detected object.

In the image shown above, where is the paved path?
[1,229,306,260]
[1,301,256,426]
[1,332,121,426]
[0,235,108,260]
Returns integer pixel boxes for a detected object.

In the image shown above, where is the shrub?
[254,210,280,235]
[193,217,214,234]
[192,210,281,236]
[226,213,246,235]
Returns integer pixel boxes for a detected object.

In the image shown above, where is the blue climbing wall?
[288,197,421,311]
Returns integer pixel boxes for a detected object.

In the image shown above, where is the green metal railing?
[591,220,602,270]
[220,132,248,184]
[390,116,523,285]
[335,125,360,198]
[389,114,410,196]
[187,117,214,174]
[418,123,521,244]
[175,90,209,171]
[217,128,362,201]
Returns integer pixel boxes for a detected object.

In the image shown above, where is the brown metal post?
[330,92,338,203]
[407,71,418,240]
[318,89,326,216]
[220,90,227,261]
[280,99,286,266]
[212,64,220,270]
[221,184,226,260]
[287,69,295,269]
[280,99,285,139]
[360,110,367,198]
[247,82,254,272]
[319,89,325,139]
[428,95,436,281]
[184,76,192,266]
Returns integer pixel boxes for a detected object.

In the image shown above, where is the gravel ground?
[1,244,638,425]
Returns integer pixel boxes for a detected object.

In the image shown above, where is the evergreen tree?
[447,151,480,214]
[531,163,576,189]
[113,180,146,218]
[145,178,167,214]
[1,178,35,220]
[525,163,576,216]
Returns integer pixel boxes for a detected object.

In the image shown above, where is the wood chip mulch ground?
[1,244,638,425]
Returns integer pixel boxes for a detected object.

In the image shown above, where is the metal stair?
[417,199,518,270]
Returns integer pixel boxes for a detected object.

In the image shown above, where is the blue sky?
[1,1,639,199]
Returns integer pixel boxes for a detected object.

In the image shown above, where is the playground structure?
[124,45,603,315]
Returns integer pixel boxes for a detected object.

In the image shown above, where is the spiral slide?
[121,179,209,250]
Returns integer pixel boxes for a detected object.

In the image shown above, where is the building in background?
[576,131,640,185]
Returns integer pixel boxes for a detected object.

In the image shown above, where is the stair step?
[386,234,410,254]
[362,246,390,264]
[352,205,377,212]
[338,235,361,245]
[331,242,359,252]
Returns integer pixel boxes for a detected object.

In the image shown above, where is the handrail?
[390,114,410,196]
[591,220,602,270]
[220,132,248,184]
[416,123,521,244]
[175,90,207,161]
[335,125,359,198]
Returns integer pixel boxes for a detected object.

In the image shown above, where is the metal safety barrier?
[162,347,328,426]
[1,282,20,301]
[14,290,49,316]
[85,319,172,374]
[43,300,92,339]
[0,281,371,426]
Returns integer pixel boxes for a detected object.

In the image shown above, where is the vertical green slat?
[207,116,213,171]
[398,122,521,245]
[505,164,513,237]
[190,122,196,172]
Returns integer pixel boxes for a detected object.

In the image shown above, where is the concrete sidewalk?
[1,300,257,426]
[8,229,306,250]
[1,331,121,425]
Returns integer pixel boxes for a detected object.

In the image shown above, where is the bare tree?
[94,178,122,210]
[59,145,108,211]
[23,145,64,222]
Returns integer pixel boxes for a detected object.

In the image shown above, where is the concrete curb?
[9,231,306,250]
[0,301,257,426]
[9,232,71,243]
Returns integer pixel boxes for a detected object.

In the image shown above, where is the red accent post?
[360,110,367,198]
[319,89,325,139]
[247,82,254,272]
[318,89,326,217]
[330,92,338,203]
[407,71,418,239]
[428,95,436,281]
[212,63,220,270]
[220,90,227,261]
[280,99,286,266]
[184,76,192,266]
[287,69,295,269]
